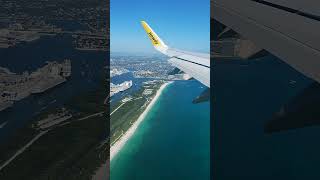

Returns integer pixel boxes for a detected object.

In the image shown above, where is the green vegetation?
[0,79,165,179]
[0,82,108,180]
[110,81,162,145]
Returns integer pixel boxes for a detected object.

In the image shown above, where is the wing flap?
[212,0,320,83]
[168,56,210,87]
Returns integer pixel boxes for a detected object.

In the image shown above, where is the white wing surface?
[141,21,210,87]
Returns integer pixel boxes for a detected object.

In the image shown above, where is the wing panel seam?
[171,56,210,68]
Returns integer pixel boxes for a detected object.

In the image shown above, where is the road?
[0,130,49,171]
[0,111,105,172]
[110,103,125,116]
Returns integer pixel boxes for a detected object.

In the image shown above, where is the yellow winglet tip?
[141,21,149,33]
[140,21,168,51]
[141,21,160,46]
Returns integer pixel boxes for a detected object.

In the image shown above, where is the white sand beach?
[110,82,172,161]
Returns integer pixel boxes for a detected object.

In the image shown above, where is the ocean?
[110,80,210,180]
[213,55,320,179]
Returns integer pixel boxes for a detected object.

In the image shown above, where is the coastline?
[110,81,172,161]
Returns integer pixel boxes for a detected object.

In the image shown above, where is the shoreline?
[110,81,172,161]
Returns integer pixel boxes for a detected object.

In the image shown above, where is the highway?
[0,130,49,171]
[0,111,105,172]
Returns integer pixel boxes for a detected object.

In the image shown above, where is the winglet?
[141,21,168,53]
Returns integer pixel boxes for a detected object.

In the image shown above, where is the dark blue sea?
[213,55,320,179]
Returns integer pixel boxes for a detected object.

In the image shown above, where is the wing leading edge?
[141,21,210,87]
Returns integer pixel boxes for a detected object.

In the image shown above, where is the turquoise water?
[111,80,210,180]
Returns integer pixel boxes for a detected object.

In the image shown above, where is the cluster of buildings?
[0,59,71,111]
[142,89,153,96]
[110,55,174,79]
[0,22,62,48]
[35,108,72,129]
[110,80,132,97]
[74,34,108,51]
[110,68,129,78]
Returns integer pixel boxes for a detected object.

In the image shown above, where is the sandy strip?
[110,82,172,161]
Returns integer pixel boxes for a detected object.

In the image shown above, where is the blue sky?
[110,0,210,54]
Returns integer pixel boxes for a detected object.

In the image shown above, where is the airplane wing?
[212,0,320,83]
[141,21,210,87]
[212,0,320,132]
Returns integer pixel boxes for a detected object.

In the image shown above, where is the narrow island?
[110,80,172,160]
